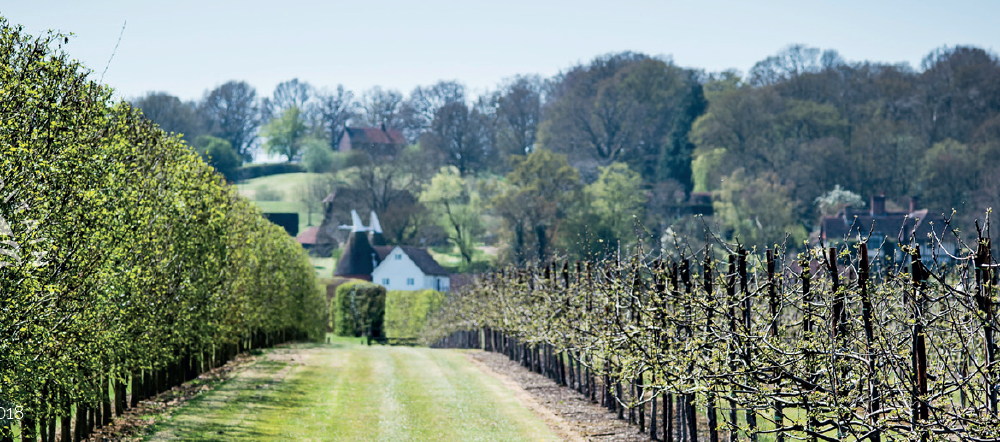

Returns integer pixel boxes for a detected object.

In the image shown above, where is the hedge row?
[0,20,325,439]
[331,281,386,338]
[237,162,306,181]
[384,290,445,339]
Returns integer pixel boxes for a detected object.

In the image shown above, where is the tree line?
[135,43,1000,264]
[0,20,326,440]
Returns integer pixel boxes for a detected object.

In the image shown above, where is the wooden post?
[738,248,757,442]
[767,249,783,442]
[705,253,719,442]
[726,254,738,442]
[910,246,929,442]
[859,243,881,442]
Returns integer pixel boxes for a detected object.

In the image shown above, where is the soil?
[466,350,656,442]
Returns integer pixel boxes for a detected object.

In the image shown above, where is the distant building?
[296,226,320,250]
[820,195,956,263]
[372,246,450,292]
[337,124,407,158]
[332,210,451,291]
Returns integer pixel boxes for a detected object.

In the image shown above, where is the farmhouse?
[337,124,407,158]
[819,195,956,263]
[372,246,450,292]
[333,210,450,291]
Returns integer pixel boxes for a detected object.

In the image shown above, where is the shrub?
[302,138,337,173]
[333,281,386,337]
[193,135,242,181]
[384,289,445,338]
[237,162,306,181]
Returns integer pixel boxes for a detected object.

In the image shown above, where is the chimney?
[909,196,919,213]
[871,194,886,216]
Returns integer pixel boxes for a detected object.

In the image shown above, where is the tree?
[815,185,864,217]
[492,149,582,263]
[299,174,341,226]
[402,80,466,141]
[301,137,339,173]
[261,106,312,161]
[312,85,357,148]
[263,78,313,121]
[360,86,404,129]
[918,138,979,212]
[420,167,485,264]
[540,54,703,184]
[131,91,204,139]
[193,135,242,182]
[714,168,807,251]
[424,101,489,175]
[585,162,646,248]
[494,75,543,157]
[199,80,261,162]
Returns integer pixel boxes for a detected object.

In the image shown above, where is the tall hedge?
[384,290,445,338]
[332,281,386,338]
[0,19,324,439]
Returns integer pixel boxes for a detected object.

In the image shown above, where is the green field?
[144,340,559,442]
[237,172,327,233]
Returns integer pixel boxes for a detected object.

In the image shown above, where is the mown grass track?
[144,339,560,441]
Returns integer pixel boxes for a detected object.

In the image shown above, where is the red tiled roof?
[296,226,319,245]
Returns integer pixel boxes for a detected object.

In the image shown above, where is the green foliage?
[919,138,978,211]
[420,166,484,264]
[492,149,582,263]
[585,162,646,248]
[0,21,325,431]
[193,135,242,181]
[237,162,307,181]
[261,106,313,161]
[384,290,445,338]
[691,147,726,192]
[714,168,807,250]
[302,138,339,173]
[333,281,387,337]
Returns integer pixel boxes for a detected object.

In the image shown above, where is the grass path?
[144,340,560,441]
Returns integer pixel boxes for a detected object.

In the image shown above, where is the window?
[381,278,390,285]
[406,278,414,286]
[395,253,402,260]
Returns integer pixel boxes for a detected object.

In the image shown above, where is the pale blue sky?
[3,0,998,101]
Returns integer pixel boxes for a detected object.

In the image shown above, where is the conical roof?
[334,210,378,280]
[369,211,386,246]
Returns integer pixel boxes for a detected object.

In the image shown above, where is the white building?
[372,245,450,292]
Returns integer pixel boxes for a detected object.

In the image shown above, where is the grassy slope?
[236,172,326,233]
[144,340,559,442]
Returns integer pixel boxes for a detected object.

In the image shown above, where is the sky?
[3,0,999,102]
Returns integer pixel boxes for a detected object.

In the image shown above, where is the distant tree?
[131,91,204,139]
[299,174,341,226]
[199,80,261,162]
[424,101,489,175]
[492,149,582,263]
[312,85,357,148]
[918,138,979,212]
[494,75,543,157]
[402,80,466,141]
[419,166,484,264]
[585,162,646,248]
[748,44,823,87]
[192,135,242,182]
[261,106,312,161]
[714,168,807,251]
[263,78,313,121]
[815,185,864,217]
[360,86,404,129]
[540,54,703,184]
[302,137,339,173]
